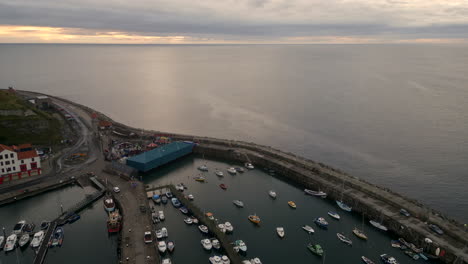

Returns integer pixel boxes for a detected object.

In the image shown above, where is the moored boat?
[171,198,181,208]
[201,238,213,250]
[198,225,209,234]
[40,220,49,230]
[191,216,199,224]
[198,165,209,171]
[217,224,226,233]
[104,197,116,212]
[336,232,353,245]
[179,207,188,214]
[304,189,327,198]
[167,240,175,252]
[369,220,388,231]
[165,192,173,198]
[161,196,168,204]
[107,209,122,233]
[245,163,254,169]
[155,229,163,239]
[184,217,193,224]
[276,227,285,238]
[235,240,247,252]
[24,223,35,233]
[268,190,277,199]
[227,167,237,174]
[314,217,328,228]
[194,176,206,182]
[215,170,224,177]
[380,254,399,264]
[328,211,340,220]
[391,240,401,248]
[361,256,375,264]
[152,194,161,204]
[158,241,167,253]
[209,255,222,264]
[219,184,227,190]
[248,214,261,224]
[353,228,368,240]
[211,238,221,250]
[336,200,352,212]
[31,231,45,248]
[161,227,168,238]
[302,225,315,233]
[206,212,215,220]
[287,201,297,208]
[18,234,30,248]
[307,243,323,256]
[67,213,80,224]
[152,212,160,224]
[161,258,172,264]
[224,222,234,233]
[0,236,4,248]
[233,200,244,208]
[187,194,194,200]
[12,220,26,235]
[50,227,64,247]
[221,255,230,264]
[158,210,165,221]
[3,234,17,252]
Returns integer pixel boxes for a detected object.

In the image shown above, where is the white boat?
[161,227,168,238]
[198,165,209,171]
[201,238,213,250]
[12,220,26,235]
[235,240,247,252]
[233,200,244,208]
[224,222,234,233]
[304,189,327,198]
[175,184,184,191]
[302,225,315,233]
[328,211,341,220]
[215,170,224,177]
[198,225,209,234]
[336,200,352,212]
[221,255,230,264]
[152,212,160,224]
[104,197,116,212]
[276,227,285,238]
[268,190,277,199]
[209,255,223,264]
[191,216,199,224]
[31,231,45,248]
[158,241,167,253]
[336,232,353,245]
[158,211,165,221]
[184,217,193,225]
[155,229,163,239]
[227,167,237,174]
[217,224,226,233]
[370,220,388,231]
[211,238,221,249]
[251,258,262,264]
[187,194,195,200]
[18,233,30,247]
[161,258,172,264]
[245,163,255,169]
[4,234,17,252]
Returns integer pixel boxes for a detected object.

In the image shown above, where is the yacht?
[235,240,247,252]
[221,255,230,264]
[31,231,45,248]
[144,231,153,244]
[158,241,167,253]
[336,232,353,245]
[211,238,221,249]
[217,224,226,233]
[167,240,175,252]
[369,220,388,231]
[201,238,213,250]
[380,254,399,264]
[245,163,254,169]
[161,227,168,238]
[191,216,199,224]
[224,222,234,233]
[233,200,244,208]
[3,234,17,252]
[336,200,352,212]
[353,228,368,240]
[268,190,277,199]
[155,229,163,239]
[227,167,237,174]
[314,217,328,228]
[328,211,341,220]
[302,225,315,233]
[248,214,261,224]
[12,220,26,235]
[276,227,285,238]
[104,197,116,212]
[158,211,165,221]
[215,170,224,177]
[304,189,327,198]
[171,198,181,207]
[184,217,193,225]
[18,233,30,248]
[198,225,209,234]
[198,165,209,171]
[209,255,222,264]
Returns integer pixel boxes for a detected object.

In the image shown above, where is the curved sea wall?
[30,91,468,264]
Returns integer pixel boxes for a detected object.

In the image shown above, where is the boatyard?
[0,91,467,264]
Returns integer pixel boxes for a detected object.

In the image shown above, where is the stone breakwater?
[30,91,468,264]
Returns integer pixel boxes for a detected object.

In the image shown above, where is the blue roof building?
[126,141,195,172]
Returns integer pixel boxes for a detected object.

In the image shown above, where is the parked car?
[429,224,444,235]
[113,187,120,193]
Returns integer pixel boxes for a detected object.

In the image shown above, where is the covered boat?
[369,220,388,231]
[268,190,277,199]
[304,189,327,198]
[31,231,45,248]
[152,194,161,204]
[336,200,352,212]
[18,233,30,248]
[276,227,285,238]
[3,234,17,252]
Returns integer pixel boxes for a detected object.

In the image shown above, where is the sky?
[0,0,467,44]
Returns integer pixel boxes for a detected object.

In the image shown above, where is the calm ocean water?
[0,44,467,222]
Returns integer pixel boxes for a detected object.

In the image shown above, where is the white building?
[0,144,42,183]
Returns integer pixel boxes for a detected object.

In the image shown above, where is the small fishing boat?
[187,194,194,200]
[191,216,199,224]
[201,238,213,250]
[171,198,181,207]
[227,167,237,174]
[361,256,375,264]
[67,213,80,224]
[235,167,244,173]
[161,227,168,238]
[184,217,193,225]
[165,192,173,198]
[198,165,209,171]
[3,234,17,252]
[179,207,188,214]
[158,241,167,253]
[211,238,221,250]
[167,240,175,252]
[161,196,168,204]
[206,212,215,220]
[155,229,163,239]
[18,234,30,248]
[31,231,44,248]
[233,200,244,208]
[217,224,226,233]
[304,189,327,198]
[158,211,165,221]
[24,223,36,233]
[248,214,261,224]
[219,184,227,190]
[215,170,224,177]
[221,255,230,264]
[198,225,209,234]
[224,222,234,233]
[268,190,277,199]
[235,240,247,252]
[276,227,285,238]
[307,243,323,257]
[353,228,368,240]
[369,220,388,231]
[194,176,206,182]
[336,200,352,212]
[245,163,255,169]
[328,211,340,220]
[336,232,353,245]
[12,220,26,235]
[314,217,328,228]
[302,225,315,233]
[104,197,116,212]
[380,254,399,264]
[209,255,223,264]
[288,201,297,208]
[40,221,49,230]
[50,227,64,247]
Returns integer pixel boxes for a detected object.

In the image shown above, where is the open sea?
[0,43,467,224]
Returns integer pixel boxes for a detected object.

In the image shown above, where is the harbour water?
[1,44,466,221]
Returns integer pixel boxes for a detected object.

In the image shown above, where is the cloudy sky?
[0,0,467,43]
